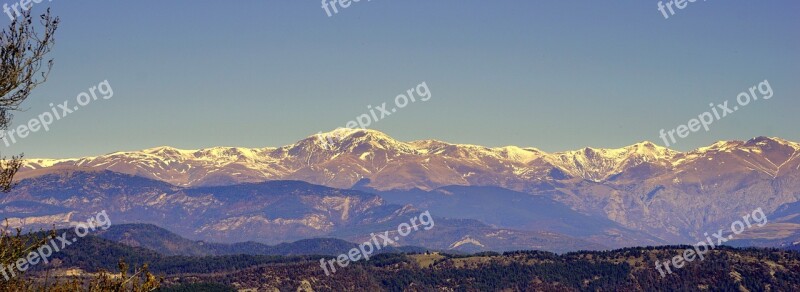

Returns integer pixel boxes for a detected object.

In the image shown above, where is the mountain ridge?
[19,129,795,190]
[12,130,800,247]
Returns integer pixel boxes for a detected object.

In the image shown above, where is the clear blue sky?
[3,0,798,158]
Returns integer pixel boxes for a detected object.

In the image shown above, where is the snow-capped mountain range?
[20,128,688,190]
[15,130,800,246]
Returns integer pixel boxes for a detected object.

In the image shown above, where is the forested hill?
[24,233,800,291]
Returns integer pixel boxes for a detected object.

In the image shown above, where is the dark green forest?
[21,235,800,292]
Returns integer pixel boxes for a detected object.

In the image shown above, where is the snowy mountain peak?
[315,128,396,142]
[142,146,195,156]
[745,136,799,149]
[300,128,416,155]
[533,141,679,181]
[492,146,544,163]
[624,141,678,159]
[694,137,799,154]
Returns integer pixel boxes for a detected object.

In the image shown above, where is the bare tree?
[0,10,161,291]
[0,9,59,192]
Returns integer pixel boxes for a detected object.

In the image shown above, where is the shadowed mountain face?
[0,171,602,253]
[727,201,800,250]
[94,223,426,257]
[9,131,800,249]
[358,185,662,247]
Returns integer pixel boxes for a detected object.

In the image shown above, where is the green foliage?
[8,225,800,291]
[150,246,800,291]
[1,225,161,291]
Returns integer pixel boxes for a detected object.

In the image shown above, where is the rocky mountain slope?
[0,171,602,252]
[13,130,800,245]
